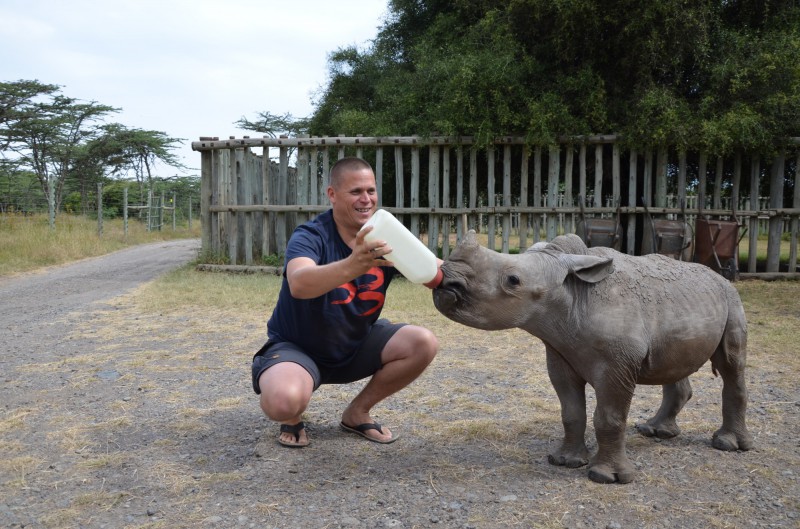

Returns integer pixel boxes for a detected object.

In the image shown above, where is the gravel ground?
[1,240,798,528]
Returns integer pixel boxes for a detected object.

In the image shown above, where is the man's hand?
[285,226,394,300]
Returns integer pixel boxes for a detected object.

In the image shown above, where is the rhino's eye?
[507,274,521,287]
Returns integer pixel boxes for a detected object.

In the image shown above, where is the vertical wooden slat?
[612,143,621,205]
[261,147,270,258]
[547,145,559,241]
[502,144,512,253]
[200,149,212,254]
[469,148,477,232]
[579,144,587,208]
[677,150,687,211]
[519,146,530,249]
[748,157,760,273]
[428,145,440,251]
[766,152,785,272]
[534,146,543,243]
[732,152,741,210]
[243,150,254,265]
[643,149,653,206]
[393,146,404,221]
[309,147,319,207]
[456,145,465,242]
[228,148,239,265]
[698,152,708,216]
[563,145,574,234]
[594,144,603,207]
[789,150,800,271]
[321,148,331,205]
[375,147,383,208]
[410,147,420,237]
[442,146,451,258]
[713,157,723,210]
[276,145,289,253]
[627,150,637,255]
[655,147,668,208]
[487,147,496,251]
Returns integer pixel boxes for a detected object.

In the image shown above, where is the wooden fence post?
[766,152,785,272]
[748,157,760,273]
[97,182,103,236]
[123,186,129,238]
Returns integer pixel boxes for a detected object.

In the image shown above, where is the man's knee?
[408,326,438,365]
[258,366,313,421]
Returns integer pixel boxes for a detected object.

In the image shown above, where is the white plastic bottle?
[361,209,443,288]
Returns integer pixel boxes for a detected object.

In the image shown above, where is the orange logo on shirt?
[331,267,385,316]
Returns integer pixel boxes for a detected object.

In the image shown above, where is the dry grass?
[0,213,199,276]
[2,238,798,527]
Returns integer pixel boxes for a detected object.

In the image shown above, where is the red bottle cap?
[423,267,443,289]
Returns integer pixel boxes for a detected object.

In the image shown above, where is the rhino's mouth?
[432,286,458,314]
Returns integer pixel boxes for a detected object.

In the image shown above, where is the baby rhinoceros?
[432,232,753,484]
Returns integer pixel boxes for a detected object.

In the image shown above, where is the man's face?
[328,167,378,233]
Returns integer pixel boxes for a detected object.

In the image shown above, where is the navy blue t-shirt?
[266,210,398,367]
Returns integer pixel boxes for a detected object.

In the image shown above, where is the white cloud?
[0,0,388,175]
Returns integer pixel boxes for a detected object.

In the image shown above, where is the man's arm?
[286,226,391,300]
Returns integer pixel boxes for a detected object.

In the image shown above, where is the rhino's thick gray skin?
[433,232,752,484]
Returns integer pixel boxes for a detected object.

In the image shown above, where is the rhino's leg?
[710,316,753,451]
[588,378,637,484]
[545,348,589,468]
[636,377,692,439]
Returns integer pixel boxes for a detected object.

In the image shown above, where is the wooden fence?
[192,135,800,276]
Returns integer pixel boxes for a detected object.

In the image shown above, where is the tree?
[5,92,117,228]
[81,124,186,202]
[296,0,799,153]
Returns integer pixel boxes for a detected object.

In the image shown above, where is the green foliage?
[262,0,800,153]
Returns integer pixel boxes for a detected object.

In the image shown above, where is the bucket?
[361,209,442,288]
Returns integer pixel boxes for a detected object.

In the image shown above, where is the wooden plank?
[547,145,559,240]
[563,145,574,235]
[442,146,451,258]
[594,144,603,207]
[748,157,760,273]
[502,144,512,253]
[519,146,530,250]
[411,147,420,237]
[655,147,668,208]
[713,156,723,210]
[394,146,404,222]
[428,145,440,251]
[612,142,621,204]
[469,148,477,231]
[766,152,785,272]
[200,150,212,253]
[276,146,289,252]
[534,146,543,242]
[228,148,239,265]
[677,150,687,208]
[456,146,465,241]
[627,150,637,255]
[643,149,653,206]
[487,147,496,251]
[790,150,800,272]
[375,147,383,208]
[191,134,623,151]
[260,147,278,257]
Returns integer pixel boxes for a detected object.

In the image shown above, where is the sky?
[0,0,390,177]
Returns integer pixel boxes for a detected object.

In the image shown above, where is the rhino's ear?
[525,241,550,253]
[561,254,614,283]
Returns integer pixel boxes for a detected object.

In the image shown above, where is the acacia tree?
[81,124,185,202]
[4,88,117,228]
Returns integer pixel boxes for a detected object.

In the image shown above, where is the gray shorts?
[251,319,406,394]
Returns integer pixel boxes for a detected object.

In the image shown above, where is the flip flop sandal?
[278,421,309,448]
[340,421,399,444]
